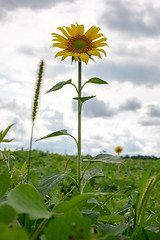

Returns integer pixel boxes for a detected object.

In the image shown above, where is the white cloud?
[0,0,160,157]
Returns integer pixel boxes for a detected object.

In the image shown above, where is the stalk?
[27,123,34,183]
[77,61,82,192]
[27,60,44,183]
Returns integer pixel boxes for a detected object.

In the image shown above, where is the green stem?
[77,61,82,193]
[31,218,48,240]
[27,122,34,183]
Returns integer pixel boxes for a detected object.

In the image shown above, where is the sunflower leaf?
[35,129,69,142]
[46,79,72,93]
[73,96,96,103]
[37,169,71,198]
[81,168,105,192]
[86,77,108,85]
[8,184,51,219]
[83,154,123,164]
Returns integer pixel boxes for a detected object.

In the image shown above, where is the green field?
[0,149,160,240]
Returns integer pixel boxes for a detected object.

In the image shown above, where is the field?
[0,149,160,240]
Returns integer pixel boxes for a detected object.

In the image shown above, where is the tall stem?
[77,61,82,192]
[27,122,34,183]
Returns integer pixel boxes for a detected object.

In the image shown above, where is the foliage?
[0,149,160,239]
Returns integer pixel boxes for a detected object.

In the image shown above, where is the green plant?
[0,124,15,145]
[27,60,44,183]
[36,23,122,194]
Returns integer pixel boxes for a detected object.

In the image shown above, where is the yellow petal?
[85,26,96,37]
[88,50,102,59]
[91,33,105,40]
[52,43,66,49]
[92,37,107,44]
[76,23,84,35]
[52,39,68,46]
[92,42,108,48]
[66,26,76,37]
[73,53,80,62]
[51,33,68,43]
[61,52,73,61]
[79,53,89,64]
[85,26,100,40]
[57,27,70,38]
[97,48,107,56]
[55,50,69,58]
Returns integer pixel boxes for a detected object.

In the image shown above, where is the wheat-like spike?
[27,60,44,183]
[136,176,156,226]
[32,60,44,123]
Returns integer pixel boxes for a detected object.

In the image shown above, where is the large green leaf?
[81,209,100,224]
[0,223,29,240]
[0,204,17,224]
[83,168,104,183]
[8,184,51,219]
[0,167,10,198]
[38,169,71,198]
[73,95,96,103]
[81,168,104,193]
[46,79,72,93]
[54,194,93,214]
[46,213,91,240]
[83,154,123,164]
[99,223,127,238]
[85,77,108,85]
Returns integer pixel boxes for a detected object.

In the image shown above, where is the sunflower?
[51,23,108,64]
[115,146,123,155]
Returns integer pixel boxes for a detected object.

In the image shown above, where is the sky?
[0,0,160,157]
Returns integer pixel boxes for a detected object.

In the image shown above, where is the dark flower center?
[67,35,92,53]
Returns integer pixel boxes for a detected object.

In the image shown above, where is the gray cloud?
[119,98,141,111]
[139,119,160,126]
[139,104,160,126]
[0,0,74,11]
[0,98,30,120]
[41,110,65,131]
[100,0,160,37]
[73,98,117,118]
[87,61,160,87]
[73,96,142,118]
[146,104,160,117]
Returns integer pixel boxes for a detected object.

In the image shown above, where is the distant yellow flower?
[51,23,108,64]
[115,146,123,155]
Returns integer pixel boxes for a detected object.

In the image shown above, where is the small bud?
[72,222,76,228]
[68,235,74,239]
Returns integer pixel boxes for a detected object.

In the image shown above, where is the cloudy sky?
[0,0,160,157]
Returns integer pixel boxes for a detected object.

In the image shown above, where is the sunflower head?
[51,23,108,64]
[115,146,123,155]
